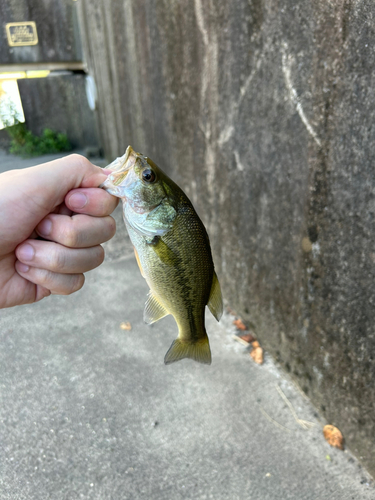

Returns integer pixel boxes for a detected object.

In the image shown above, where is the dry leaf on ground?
[233,318,247,331]
[120,322,132,331]
[323,425,344,450]
[250,343,264,364]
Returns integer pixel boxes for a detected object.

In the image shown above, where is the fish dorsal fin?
[164,337,212,365]
[144,292,169,324]
[207,271,223,321]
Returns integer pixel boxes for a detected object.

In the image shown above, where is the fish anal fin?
[207,271,223,321]
[164,336,212,365]
[134,247,145,278]
[144,292,169,324]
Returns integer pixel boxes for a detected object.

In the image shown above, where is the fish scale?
[101,146,223,365]
[128,202,213,339]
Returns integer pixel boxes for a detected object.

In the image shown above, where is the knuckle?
[50,246,66,271]
[67,153,91,169]
[62,225,80,248]
[37,268,53,287]
[65,274,85,295]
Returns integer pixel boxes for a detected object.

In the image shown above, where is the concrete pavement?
[0,151,373,499]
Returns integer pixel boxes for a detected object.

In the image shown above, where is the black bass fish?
[101,146,223,364]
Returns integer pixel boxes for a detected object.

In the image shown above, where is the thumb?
[20,154,108,211]
[0,154,109,253]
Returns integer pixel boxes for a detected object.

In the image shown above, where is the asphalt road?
[0,151,373,499]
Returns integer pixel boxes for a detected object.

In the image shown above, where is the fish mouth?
[100,145,138,196]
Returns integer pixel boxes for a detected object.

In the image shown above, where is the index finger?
[65,187,119,216]
[1,155,109,234]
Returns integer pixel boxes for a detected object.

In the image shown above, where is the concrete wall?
[78,0,375,474]
[18,73,99,150]
[1,0,82,64]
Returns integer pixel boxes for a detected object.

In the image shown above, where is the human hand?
[0,154,118,309]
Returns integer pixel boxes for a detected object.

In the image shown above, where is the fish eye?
[142,168,156,183]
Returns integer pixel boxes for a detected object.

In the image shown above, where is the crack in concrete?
[281,42,322,147]
[218,40,271,148]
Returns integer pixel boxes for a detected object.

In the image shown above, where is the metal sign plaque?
[6,22,38,47]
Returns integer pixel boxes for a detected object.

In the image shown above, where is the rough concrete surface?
[78,0,375,474]
[18,74,99,150]
[0,153,373,499]
[0,0,82,65]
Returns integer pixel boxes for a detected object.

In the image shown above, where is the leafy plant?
[5,122,72,157]
[0,98,72,157]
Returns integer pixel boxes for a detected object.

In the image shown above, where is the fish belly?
[126,212,214,342]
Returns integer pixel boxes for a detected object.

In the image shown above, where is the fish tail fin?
[164,335,212,365]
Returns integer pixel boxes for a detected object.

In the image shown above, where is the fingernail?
[17,262,30,273]
[102,169,111,176]
[38,218,52,236]
[17,244,35,262]
[68,192,88,209]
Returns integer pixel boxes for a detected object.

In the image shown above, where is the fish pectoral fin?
[150,236,179,266]
[164,336,212,365]
[144,292,169,324]
[207,271,223,321]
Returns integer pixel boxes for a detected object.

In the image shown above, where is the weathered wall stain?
[78,0,375,474]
